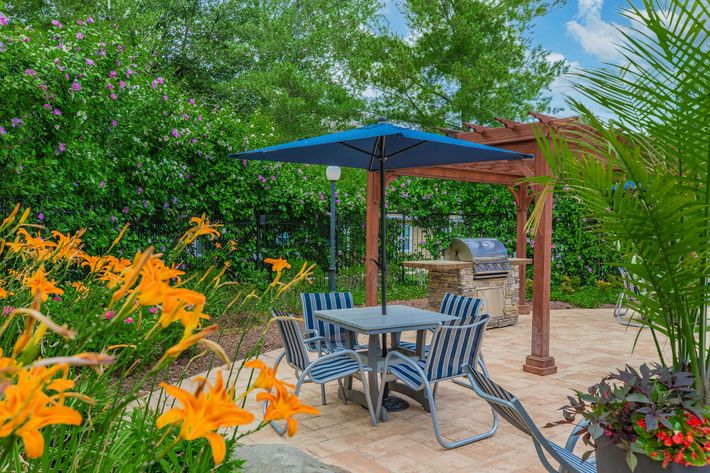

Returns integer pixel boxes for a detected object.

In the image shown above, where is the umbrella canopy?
[232,121,530,170]
[230,119,533,314]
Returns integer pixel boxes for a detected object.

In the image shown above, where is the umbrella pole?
[380,138,387,316]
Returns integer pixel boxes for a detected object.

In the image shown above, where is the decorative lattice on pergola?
[364,112,580,376]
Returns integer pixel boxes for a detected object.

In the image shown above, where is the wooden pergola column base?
[523,355,557,375]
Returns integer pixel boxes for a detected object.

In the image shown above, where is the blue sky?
[382,0,631,119]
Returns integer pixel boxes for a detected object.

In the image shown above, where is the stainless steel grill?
[443,238,512,278]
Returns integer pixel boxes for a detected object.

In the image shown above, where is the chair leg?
[432,382,439,400]
[337,379,347,404]
[358,367,377,427]
[321,384,327,406]
[426,379,499,449]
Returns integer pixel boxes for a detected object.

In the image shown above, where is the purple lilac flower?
[171,197,178,204]
[110,93,117,100]
[171,128,179,138]
[162,94,168,101]
[182,113,189,120]
[64,73,70,80]
[52,108,61,116]
[137,162,143,168]
[51,19,63,28]
[111,119,117,127]
[119,80,126,89]
[163,202,169,208]
[258,175,266,183]
[0,13,8,26]
[37,212,44,222]
[76,19,85,26]
[126,68,134,77]
[99,181,106,189]
[57,143,66,153]
[143,201,149,208]
[109,215,117,223]
[86,17,94,24]
[43,103,52,110]
[136,187,143,195]
[0,42,6,52]
[189,98,195,105]
[122,206,129,214]
[0,127,5,135]
[151,80,157,88]
[24,69,36,76]
[197,115,202,121]
[106,83,114,90]
[11,117,23,127]
[71,81,81,91]
[76,31,84,40]
[85,58,95,66]
[109,70,117,79]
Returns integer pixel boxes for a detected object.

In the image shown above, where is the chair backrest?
[271,309,310,372]
[464,366,533,437]
[618,267,640,295]
[300,292,353,351]
[424,314,489,382]
[439,293,484,323]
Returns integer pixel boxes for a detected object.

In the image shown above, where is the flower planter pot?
[596,441,710,473]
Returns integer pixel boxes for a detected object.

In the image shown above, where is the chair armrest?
[563,420,589,452]
[304,328,320,338]
[303,335,326,357]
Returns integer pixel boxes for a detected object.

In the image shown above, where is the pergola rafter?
[365,111,579,376]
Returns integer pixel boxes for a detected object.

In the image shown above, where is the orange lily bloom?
[179,214,222,246]
[0,286,13,300]
[0,365,83,459]
[257,389,319,436]
[156,371,254,464]
[264,257,291,273]
[23,265,63,302]
[159,325,219,363]
[243,359,295,394]
[80,254,107,273]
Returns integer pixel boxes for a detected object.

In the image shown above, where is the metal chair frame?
[464,365,594,473]
[377,316,498,449]
[266,312,377,435]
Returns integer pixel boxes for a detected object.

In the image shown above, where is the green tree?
[352,0,566,128]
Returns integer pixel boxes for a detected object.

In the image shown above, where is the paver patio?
[181,308,662,472]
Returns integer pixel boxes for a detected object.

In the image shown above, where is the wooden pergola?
[364,112,579,376]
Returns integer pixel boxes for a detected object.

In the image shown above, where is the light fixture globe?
[326,165,341,181]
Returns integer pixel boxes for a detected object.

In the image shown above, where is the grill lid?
[444,238,509,262]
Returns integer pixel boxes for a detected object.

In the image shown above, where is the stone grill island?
[403,238,531,329]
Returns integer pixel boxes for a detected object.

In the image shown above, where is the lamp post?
[326,166,341,292]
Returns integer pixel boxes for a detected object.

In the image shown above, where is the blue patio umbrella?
[231,118,532,315]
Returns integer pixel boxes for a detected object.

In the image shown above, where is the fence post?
[256,213,265,269]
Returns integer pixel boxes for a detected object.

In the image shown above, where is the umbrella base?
[382,395,409,412]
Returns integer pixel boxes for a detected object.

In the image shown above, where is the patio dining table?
[314,304,457,422]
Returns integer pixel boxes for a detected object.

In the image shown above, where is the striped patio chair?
[613,267,644,328]
[397,293,484,355]
[377,314,498,449]
[266,310,377,434]
[464,365,594,473]
[300,292,361,353]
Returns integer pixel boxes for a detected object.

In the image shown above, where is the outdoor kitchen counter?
[402,257,532,270]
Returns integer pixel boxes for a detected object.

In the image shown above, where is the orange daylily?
[257,388,319,436]
[157,325,219,365]
[50,229,85,262]
[264,257,291,273]
[23,265,63,303]
[70,281,89,294]
[79,254,107,273]
[179,214,222,246]
[156,371,254,464]
[243,359,295,395]
[0,286,13,300]
[0,365,83,459]
[12,229,57,260]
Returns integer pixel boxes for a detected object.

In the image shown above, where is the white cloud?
[565,0,624,62]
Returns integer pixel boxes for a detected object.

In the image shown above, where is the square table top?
[314,304,457,335]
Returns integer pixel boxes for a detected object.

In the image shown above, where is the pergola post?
[523,149,557,375]
[515,184,530,315]
[365,171,380,306]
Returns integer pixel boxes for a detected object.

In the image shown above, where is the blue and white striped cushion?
[272,309,311,372]
[300,292,353,352]
[440,293,483,321]
[548,442,597,473]
[425,314,488,382]
[388,359,427,389]
[310,355,363,383]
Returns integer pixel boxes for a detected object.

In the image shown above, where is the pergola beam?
[389,165,523,185]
